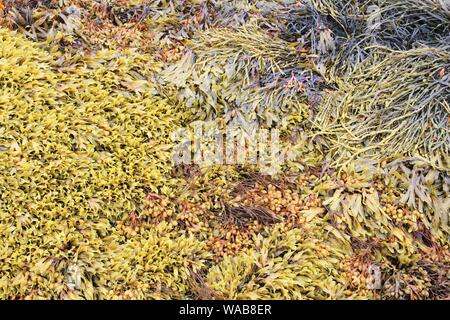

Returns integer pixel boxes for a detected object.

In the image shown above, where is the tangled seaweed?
[0,0,449,300]
[315,46,450,167]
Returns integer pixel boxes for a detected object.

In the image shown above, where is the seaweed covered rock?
[0,0,449,301]
[205,224,356,299]
[161,22,324,124]
[0,28,189,299]
[315,47,450,167]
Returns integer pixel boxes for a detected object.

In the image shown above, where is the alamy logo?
[366,4,382,31]
[171,116,287,175]
[367,264,382,290]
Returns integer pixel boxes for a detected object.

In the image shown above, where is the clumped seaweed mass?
[0,0,449,300]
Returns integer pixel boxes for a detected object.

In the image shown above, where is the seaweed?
[0,0,449,301]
